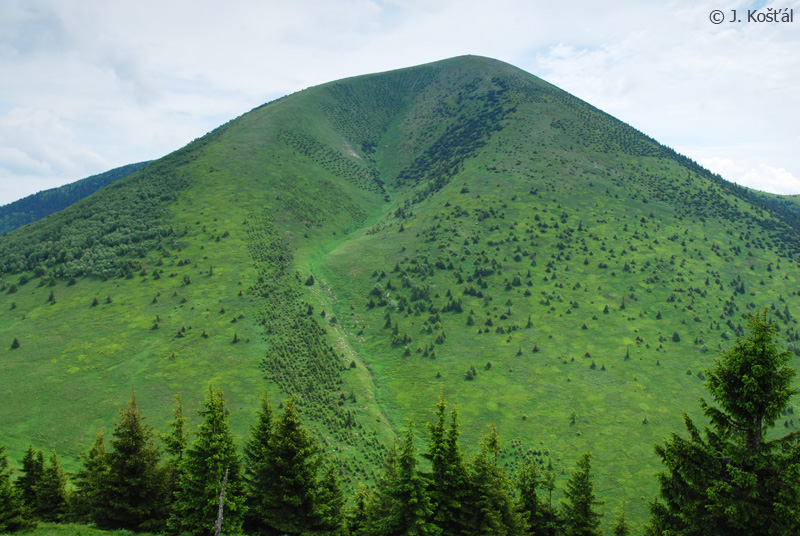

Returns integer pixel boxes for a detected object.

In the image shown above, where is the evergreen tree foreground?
[648,310,800,535]
[169,384,245,536]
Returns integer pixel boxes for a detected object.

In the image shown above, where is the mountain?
[0,161,151,235]
[1,55,799,525]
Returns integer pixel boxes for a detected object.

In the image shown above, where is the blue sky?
[1,0,799,204]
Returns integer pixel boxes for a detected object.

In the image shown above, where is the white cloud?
[0,108,108,201]
[740,165,800,195]
[699,156,800,195]
[528,0,800,196]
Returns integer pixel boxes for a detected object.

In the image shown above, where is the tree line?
[0,389,613,535]
[0,161,150,236]
[2,310,799,535]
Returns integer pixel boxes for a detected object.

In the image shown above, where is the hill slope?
[1,55,799,525]
[0,161,151,235]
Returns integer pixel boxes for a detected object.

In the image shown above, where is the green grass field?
[15,522,156,536]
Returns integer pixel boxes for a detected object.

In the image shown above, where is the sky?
[1,0,799,205]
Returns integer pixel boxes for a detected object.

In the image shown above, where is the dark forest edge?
[0,161,152,236]
[1,310,798,536]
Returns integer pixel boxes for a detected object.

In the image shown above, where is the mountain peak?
[2,57,799,526]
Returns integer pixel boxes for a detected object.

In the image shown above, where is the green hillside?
[1,55,799,526]
[0,161,151,235]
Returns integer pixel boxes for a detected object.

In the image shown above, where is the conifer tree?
[516,456,559,535]
[560,452,603,536]
[71,432,109,523]
[465,424,522,536]
[254,396,323,535]
[243,390,274,534]
[611,503,631,536]
[169,385,245,536]
[97,392,166,532]
[382,421,440,536]
[162,393,188,462]
[345,483,372,536]
[648,310,800,535]
[424,396,470,535]
[35,451,68,522]
[0,445,31,532]
[516,456,541,534]
[316,462,346,536]
[13,446,43,518]
[160,393,187,519]
[362,447,399,535]
[541,470,560,536]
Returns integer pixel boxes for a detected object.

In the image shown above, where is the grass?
[1,55,800,530]
[16,522,157,536]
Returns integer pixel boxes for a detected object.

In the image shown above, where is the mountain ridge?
[0,161,151,235]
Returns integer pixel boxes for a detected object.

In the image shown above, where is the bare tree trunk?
[214,468,229,536]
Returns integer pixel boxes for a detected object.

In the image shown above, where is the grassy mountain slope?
[0,162,151,235]
[1,55,799,526]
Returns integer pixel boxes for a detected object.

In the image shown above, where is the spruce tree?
[35,451,68,522]
[560,452,603,536]
[516,456,559,535]
[465,424,522,536]
[0,445,31,532]
[13,446,43,518]
[648,310,800,535]
[97,392,166,532]
[424,396,470,536]
[315,463,345,536]
[162,393,188,462]
[382,421,440,536]
[611,503,631,536]
[160,393,187,520]
[169,385,245,536]
[516,456,541,534]
[255,396,323,535]
[71,431,109,523]
[345,483,372,536]
[242,389,273,534]
[363,447,399,536]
